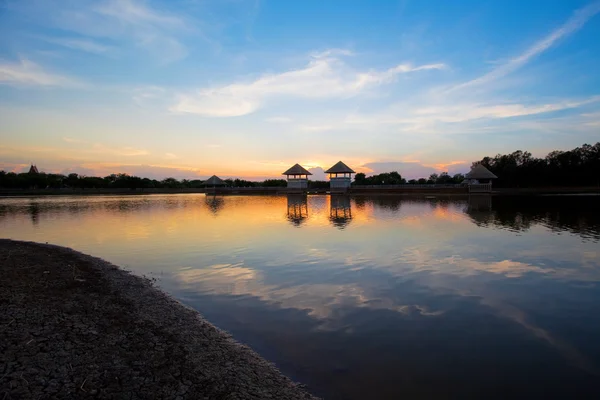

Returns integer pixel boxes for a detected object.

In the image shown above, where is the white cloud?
[95,0,185,29]
[170,51,445,116]
[286,95,600,141]
[0,59,78,87]
[93,0,189,62]
[410,96,600,123]
[450,1,600,92]
[16,0,191,63]
[353,63,445,90]
[92,143,149,156]
[41,37,114,55]
[310,48,355,58]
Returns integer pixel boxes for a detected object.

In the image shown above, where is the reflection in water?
[372,196,402,211]
[28,202,40,225]
[329,195,352,229]
[1,194,600,399]
[468,194,492,211]
[287,195,308,226]
[465,195,493,225]
[466,195,600,241]
[205,195,225,215]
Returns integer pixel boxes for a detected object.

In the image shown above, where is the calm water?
[2,194,600,399]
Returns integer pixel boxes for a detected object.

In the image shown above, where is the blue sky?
[1,0,599,179]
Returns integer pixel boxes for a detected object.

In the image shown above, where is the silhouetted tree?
[474,143,600,188]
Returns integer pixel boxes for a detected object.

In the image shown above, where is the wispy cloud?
[92,143,149,156]
[410,96,600,123]
[0,58,78,87]
[301,95,600,135]
[95,0,185,28]
[450,1,600,92]
[62,136,85,143]
[15,0,191,63]
[171,50,445,117]
[353,63,445,90]
[41,36,115,55]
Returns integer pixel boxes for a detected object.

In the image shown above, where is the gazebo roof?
[465,164,498,179]
[325,161,355,174]
[282,163,312,176]
[204,175,225,186]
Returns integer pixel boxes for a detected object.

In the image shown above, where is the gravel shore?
[0,239,318,399]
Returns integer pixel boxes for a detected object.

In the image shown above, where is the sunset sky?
[1,0,600,180]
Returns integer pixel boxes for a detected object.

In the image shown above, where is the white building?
[326,161,355,192]
[282,163,312,190]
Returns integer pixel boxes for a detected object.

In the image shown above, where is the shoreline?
[0,240,318,399]
[0,186,598,197]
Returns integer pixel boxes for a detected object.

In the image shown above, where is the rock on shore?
[0,239,318,399]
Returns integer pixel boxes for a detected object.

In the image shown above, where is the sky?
[1,0,599,180]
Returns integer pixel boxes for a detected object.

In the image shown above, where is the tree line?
[0,172,329,190]
[354,171,466,185]
[1,142,598,189]
[474,142,600,188]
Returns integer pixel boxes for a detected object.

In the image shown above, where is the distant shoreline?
[0,186,598,197]
[0,239,318,399]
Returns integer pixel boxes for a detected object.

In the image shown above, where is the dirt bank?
[0,240,318,399]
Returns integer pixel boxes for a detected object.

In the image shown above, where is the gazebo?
[204,175,225,186]
[204,175,225,194]
[465,164,498,193]
[282,163,312,190]
[325,161,355,191]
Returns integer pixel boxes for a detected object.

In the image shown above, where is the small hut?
[204,175,225,187]
[325,161,355,191]
[204,175,225,194]
[465,164,497,183]
[282,163,312,190]
[465,164,497,193]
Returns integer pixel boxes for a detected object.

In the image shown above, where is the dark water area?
[1,194,600,399]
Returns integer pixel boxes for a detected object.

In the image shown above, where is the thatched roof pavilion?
[282,163,312,177]
[325,161,355,191]
[325,161,355,175]
[204,175,225,186]
[282,163,311,191]
[465,164,497,193]
[466,164,498,180]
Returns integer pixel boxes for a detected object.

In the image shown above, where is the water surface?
[2,194,600,399]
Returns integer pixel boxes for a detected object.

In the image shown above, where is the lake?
[1,194,600,399]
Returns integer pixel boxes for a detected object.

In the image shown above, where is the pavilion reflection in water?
[205,195,225,215]
[329,195,352,229]
[465,195,493,226]
[28,202,41,225]
[287,194,309,226]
